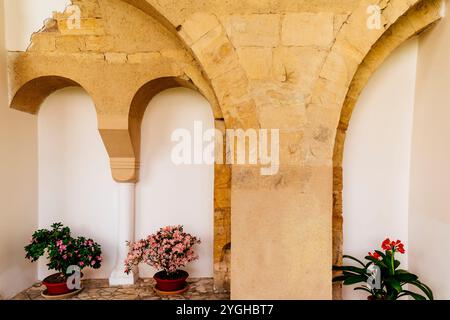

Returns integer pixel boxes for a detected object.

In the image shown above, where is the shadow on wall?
[217,243,231,292]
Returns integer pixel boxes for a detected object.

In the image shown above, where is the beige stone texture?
[224,14,281,47]
[237,47,273,80]
[282,13,334,47]
[6,0,442,300]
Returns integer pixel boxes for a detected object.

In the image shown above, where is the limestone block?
[320,49,357,85]
[179,12,220,45]
[191,26,241,79]
[227,14,280,47]
[57,17,105,36]
[254,83,307,130]
[282,13,334,47]
[211,67,249,107]
[236,47,272,80]
[71,0,103,18]
[85,35,114,51]
[28,34,56,52]
[221,99,260,130]
[127,52,162,64]
[272,47,328,91]
[278,130,306,166]
[55,35,86,52]
[104,52,128,64]
[334,13,351,36]
[337,5,385,57]
[231,167,332,299]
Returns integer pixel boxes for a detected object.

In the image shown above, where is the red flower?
[369,251,381,260]
[381,238,406,254]
[382,238,392,250]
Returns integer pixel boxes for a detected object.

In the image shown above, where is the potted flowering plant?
[333,239,433,300]
[125,225,200,293]
[25,223,102,296]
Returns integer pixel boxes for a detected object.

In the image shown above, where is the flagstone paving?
[12,278,230,300]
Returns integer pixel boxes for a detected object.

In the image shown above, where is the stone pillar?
[109,183,138,286]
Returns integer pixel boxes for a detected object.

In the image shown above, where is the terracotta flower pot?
[154,270,189,292]
[42,273,71,296]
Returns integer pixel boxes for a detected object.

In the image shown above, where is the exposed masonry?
[7,0,442,299]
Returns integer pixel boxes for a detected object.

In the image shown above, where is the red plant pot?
[42,273,71,296]
[154,270,189,292]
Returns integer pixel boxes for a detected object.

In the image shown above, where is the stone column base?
[109,268,138,286]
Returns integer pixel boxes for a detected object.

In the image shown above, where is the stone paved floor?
[12,278,230,300]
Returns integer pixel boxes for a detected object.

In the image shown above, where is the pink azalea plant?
[124,225,200,276]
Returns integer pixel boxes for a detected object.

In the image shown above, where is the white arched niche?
[136,87,215,278]
[37,87,119,280]
[342,39,418,299]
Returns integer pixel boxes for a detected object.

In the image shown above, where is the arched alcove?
[331,0,442,300]
[341,39,417,299]
[10,76,87,114]
[129,78,231,293]
[136,87,214,278]
[37,87,118,281]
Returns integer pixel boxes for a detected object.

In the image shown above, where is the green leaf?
[343,275,367,285]
[333,266,366,275]
[395,269,409,274]
[354,287,372,294]
[410,281,434,300]
[343,255,366,267]
[394,270,418,283]
[385,278,402,293]
[343,271,361,277]
[400,290,427,300]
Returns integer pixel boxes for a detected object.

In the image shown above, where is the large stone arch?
[331,0,443,299]
[123,1,260,130]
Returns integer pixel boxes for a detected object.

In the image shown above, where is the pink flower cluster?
[55,238,102,268]
[124,225,200,275]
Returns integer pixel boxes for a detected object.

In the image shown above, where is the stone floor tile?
[12,277,230,301]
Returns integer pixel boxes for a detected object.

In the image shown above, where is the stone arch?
[10,76,94,115]
[128,76,231,293]
[123,1,259,129]
[331,0,443,299]
[128,76,223,161]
